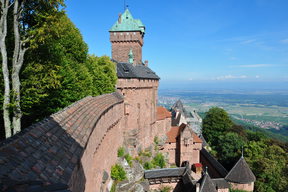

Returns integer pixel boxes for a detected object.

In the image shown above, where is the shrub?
[144,161,154,170]
[110,164,127,181]
[154,136,159,145]
[124,153,133,167]
[152,153,166,168]
[158,185,172,192]
[117,147,125,157]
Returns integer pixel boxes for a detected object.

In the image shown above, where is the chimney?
[144,60,148,66]
[118,13,122,23]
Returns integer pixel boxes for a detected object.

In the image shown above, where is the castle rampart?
[0,92,124,192]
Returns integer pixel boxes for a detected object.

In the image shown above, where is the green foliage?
[154,136,159,145]
[216,132,246,168]
[138,150,152,158]
[110,181,117,192]
[143,161,154,170]
[110,164,127,181]
[230,189,248,192]
[245,140,288,192]
[85,55,117,96]
[157,185,172,192]
[124,153,133,167]
[202,107,288,192]
[202,107,233,146]
[152,153,166,168]
[117,147,125,157]
[16,14,117,128]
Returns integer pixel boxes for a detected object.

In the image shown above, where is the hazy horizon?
[159,80,288,92]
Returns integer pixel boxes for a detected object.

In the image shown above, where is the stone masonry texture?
[110,31,143,64]
[0,92,124,192]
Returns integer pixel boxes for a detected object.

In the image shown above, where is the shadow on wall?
[0,118,86,192]
[0,92,124,192]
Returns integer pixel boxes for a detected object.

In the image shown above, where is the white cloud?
[280,39,288,44]
[215,75,247,80]
[255,75,260,79]
[237,64,274,68]
[229,57,237,60]
[240,39,257,44]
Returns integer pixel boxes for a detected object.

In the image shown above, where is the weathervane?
[124,0,129,10]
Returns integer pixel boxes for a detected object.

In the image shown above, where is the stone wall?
[0,92,124,192]
[229,182,254,192]
[117,78,159,151]
[110,31,143,64]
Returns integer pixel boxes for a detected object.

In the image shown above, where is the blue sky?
[66,0,288,89]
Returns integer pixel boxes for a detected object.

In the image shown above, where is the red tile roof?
[157,106,172,121]
[192,132,203,143]
[166,124,202,143]
[166,126,180,143]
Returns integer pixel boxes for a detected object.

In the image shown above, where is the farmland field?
[158,89,288,141]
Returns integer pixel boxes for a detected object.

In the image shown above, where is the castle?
[0,8,255,192]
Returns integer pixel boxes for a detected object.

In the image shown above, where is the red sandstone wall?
[217,188,229,192]
[117,78,158,150]
[110,31,143,64]
[163,143,177,165]
[149,183,179,191]
[79,103,124,192]
[230,182,254,192]
[154,118,171,138]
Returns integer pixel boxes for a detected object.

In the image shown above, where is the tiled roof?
[200,148,228,178]
[199,173,217,192]
[117,62,160,80]
[192,132,203,143]
[0,179,70,192]
[156,106,171,121]
[0,92,123,188]
[144,167,186,179]
[212,178,230,189]
[225,156,256,184]
[166,124,202,144]
[166,126,180,143]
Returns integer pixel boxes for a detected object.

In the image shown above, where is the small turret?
[225,156,256,191]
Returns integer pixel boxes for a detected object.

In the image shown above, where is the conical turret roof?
[199,172,217,192]
[225,156,256,184]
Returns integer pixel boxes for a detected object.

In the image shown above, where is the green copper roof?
[110,9,145,33]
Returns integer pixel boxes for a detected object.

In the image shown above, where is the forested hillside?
[0,0,117,140]
[202,107,288,192]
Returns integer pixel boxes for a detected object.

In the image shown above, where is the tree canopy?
[0,2,117,138]
[202,107,233,146]
[202,107,288,192]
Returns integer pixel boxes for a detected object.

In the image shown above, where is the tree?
[0,0,64,137]
[20,13,92,126]
[0,0,11,138]
[215,132,245,169]
[202,107,233,146]
[245,141,288,192]
[85,55,117,95]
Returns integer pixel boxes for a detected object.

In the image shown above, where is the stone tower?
[109,9,145,65]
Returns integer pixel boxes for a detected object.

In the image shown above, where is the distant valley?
[158,89,288,141]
